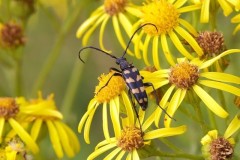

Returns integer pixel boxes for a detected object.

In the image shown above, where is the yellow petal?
[46,120,63,158]
[61,123,80,153]
[199,49,240,69]
[160,85,175,109]
[199,80,240,96]
[200,72,240,84]
[76,10,103,38]
[84,104,98,144]
[87,143,116,160]
[0,118,5,143]
[201,130,218,145]
[179,19,198,36]
[8,118,39,154]
[200,0,210,23]
[231,14,240,23]
[125,6,142,17]
[112,15,134,56]
[119,13,132,37]
[233,24,240,35]
[192,85,228,118]
[110,99,121,137]
[54,121,75,157]
[103,103,110,140]
[122,91,134,125]
[132,149,140,160]
[142,108,158,130]
[99,15,111,52]
[224,114,240,139]
[173,0,187,9]
[31,119,43,141]
[144,125,187,140]
[180,3,202,13]
[103,147,121,160]
[115,150,125,160]
[218,0,233,16]
[143,35,151,66]
[78,99,97,133]
[153,36,161,69]
[165,89,186,127]
[95,138,116,150]
[82,14,107,46]
[174,26,203,56]
[161,34,176,66]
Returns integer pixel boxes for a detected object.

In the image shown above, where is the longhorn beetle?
[79,23,174,132]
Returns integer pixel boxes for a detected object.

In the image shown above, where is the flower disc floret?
[0,98,19,119]
[197,31,226,58]
[104,0,127,16]
[210,137,234,160]
[95,71,126,103]
[169,62,199,89]
[117,126,144,152]
[0,22,25,48]
[141,0,180,35]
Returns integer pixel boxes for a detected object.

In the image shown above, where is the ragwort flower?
[87,107,186,160]
[0,97,39,154]
[193,0,240,23]
[14,92,80,159]
[76,0,141,55]
[201,114,240,160]
[133,0,203,68]
[4,137,33,160]
[78,71,133,144]
[141,49,240,127]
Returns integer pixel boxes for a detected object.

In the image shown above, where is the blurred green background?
[0,0,240,159]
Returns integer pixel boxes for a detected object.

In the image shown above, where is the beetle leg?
[109,67,122,73]
[96,71,122,95]
[127,89,143,136]
[144,82,176,121]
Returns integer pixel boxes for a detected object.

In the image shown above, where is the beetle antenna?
[122,23,158,58]
[78,46,117,63]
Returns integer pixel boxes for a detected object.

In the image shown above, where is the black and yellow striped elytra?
[78,23,174,132]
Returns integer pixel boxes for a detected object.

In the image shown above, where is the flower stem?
[61,60,85,119]
[31,0,89,96]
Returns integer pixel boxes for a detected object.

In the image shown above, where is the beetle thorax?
[116,58,131,70]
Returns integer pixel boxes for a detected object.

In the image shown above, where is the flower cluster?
[77,0,240,159]
[0,93,80,159]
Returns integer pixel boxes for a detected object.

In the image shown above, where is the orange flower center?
[117,126,144,152]
[169,61,199,89]
[0,98,19,119]
[104,0,127,16]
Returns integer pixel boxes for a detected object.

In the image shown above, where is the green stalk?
[61,59,86,119]
[31,0,89,96]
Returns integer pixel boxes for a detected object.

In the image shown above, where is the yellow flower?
[14,92,80,159]
[0,97,39,154]
[141,49,240,127]
[193,0,240,23]
[201,114,240,160]
[231,13,240,34]
[78,71,135,144]
[87,107,186,160]
[133,0,203,69]
[76,0,141,55]
[4,137,32,160]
